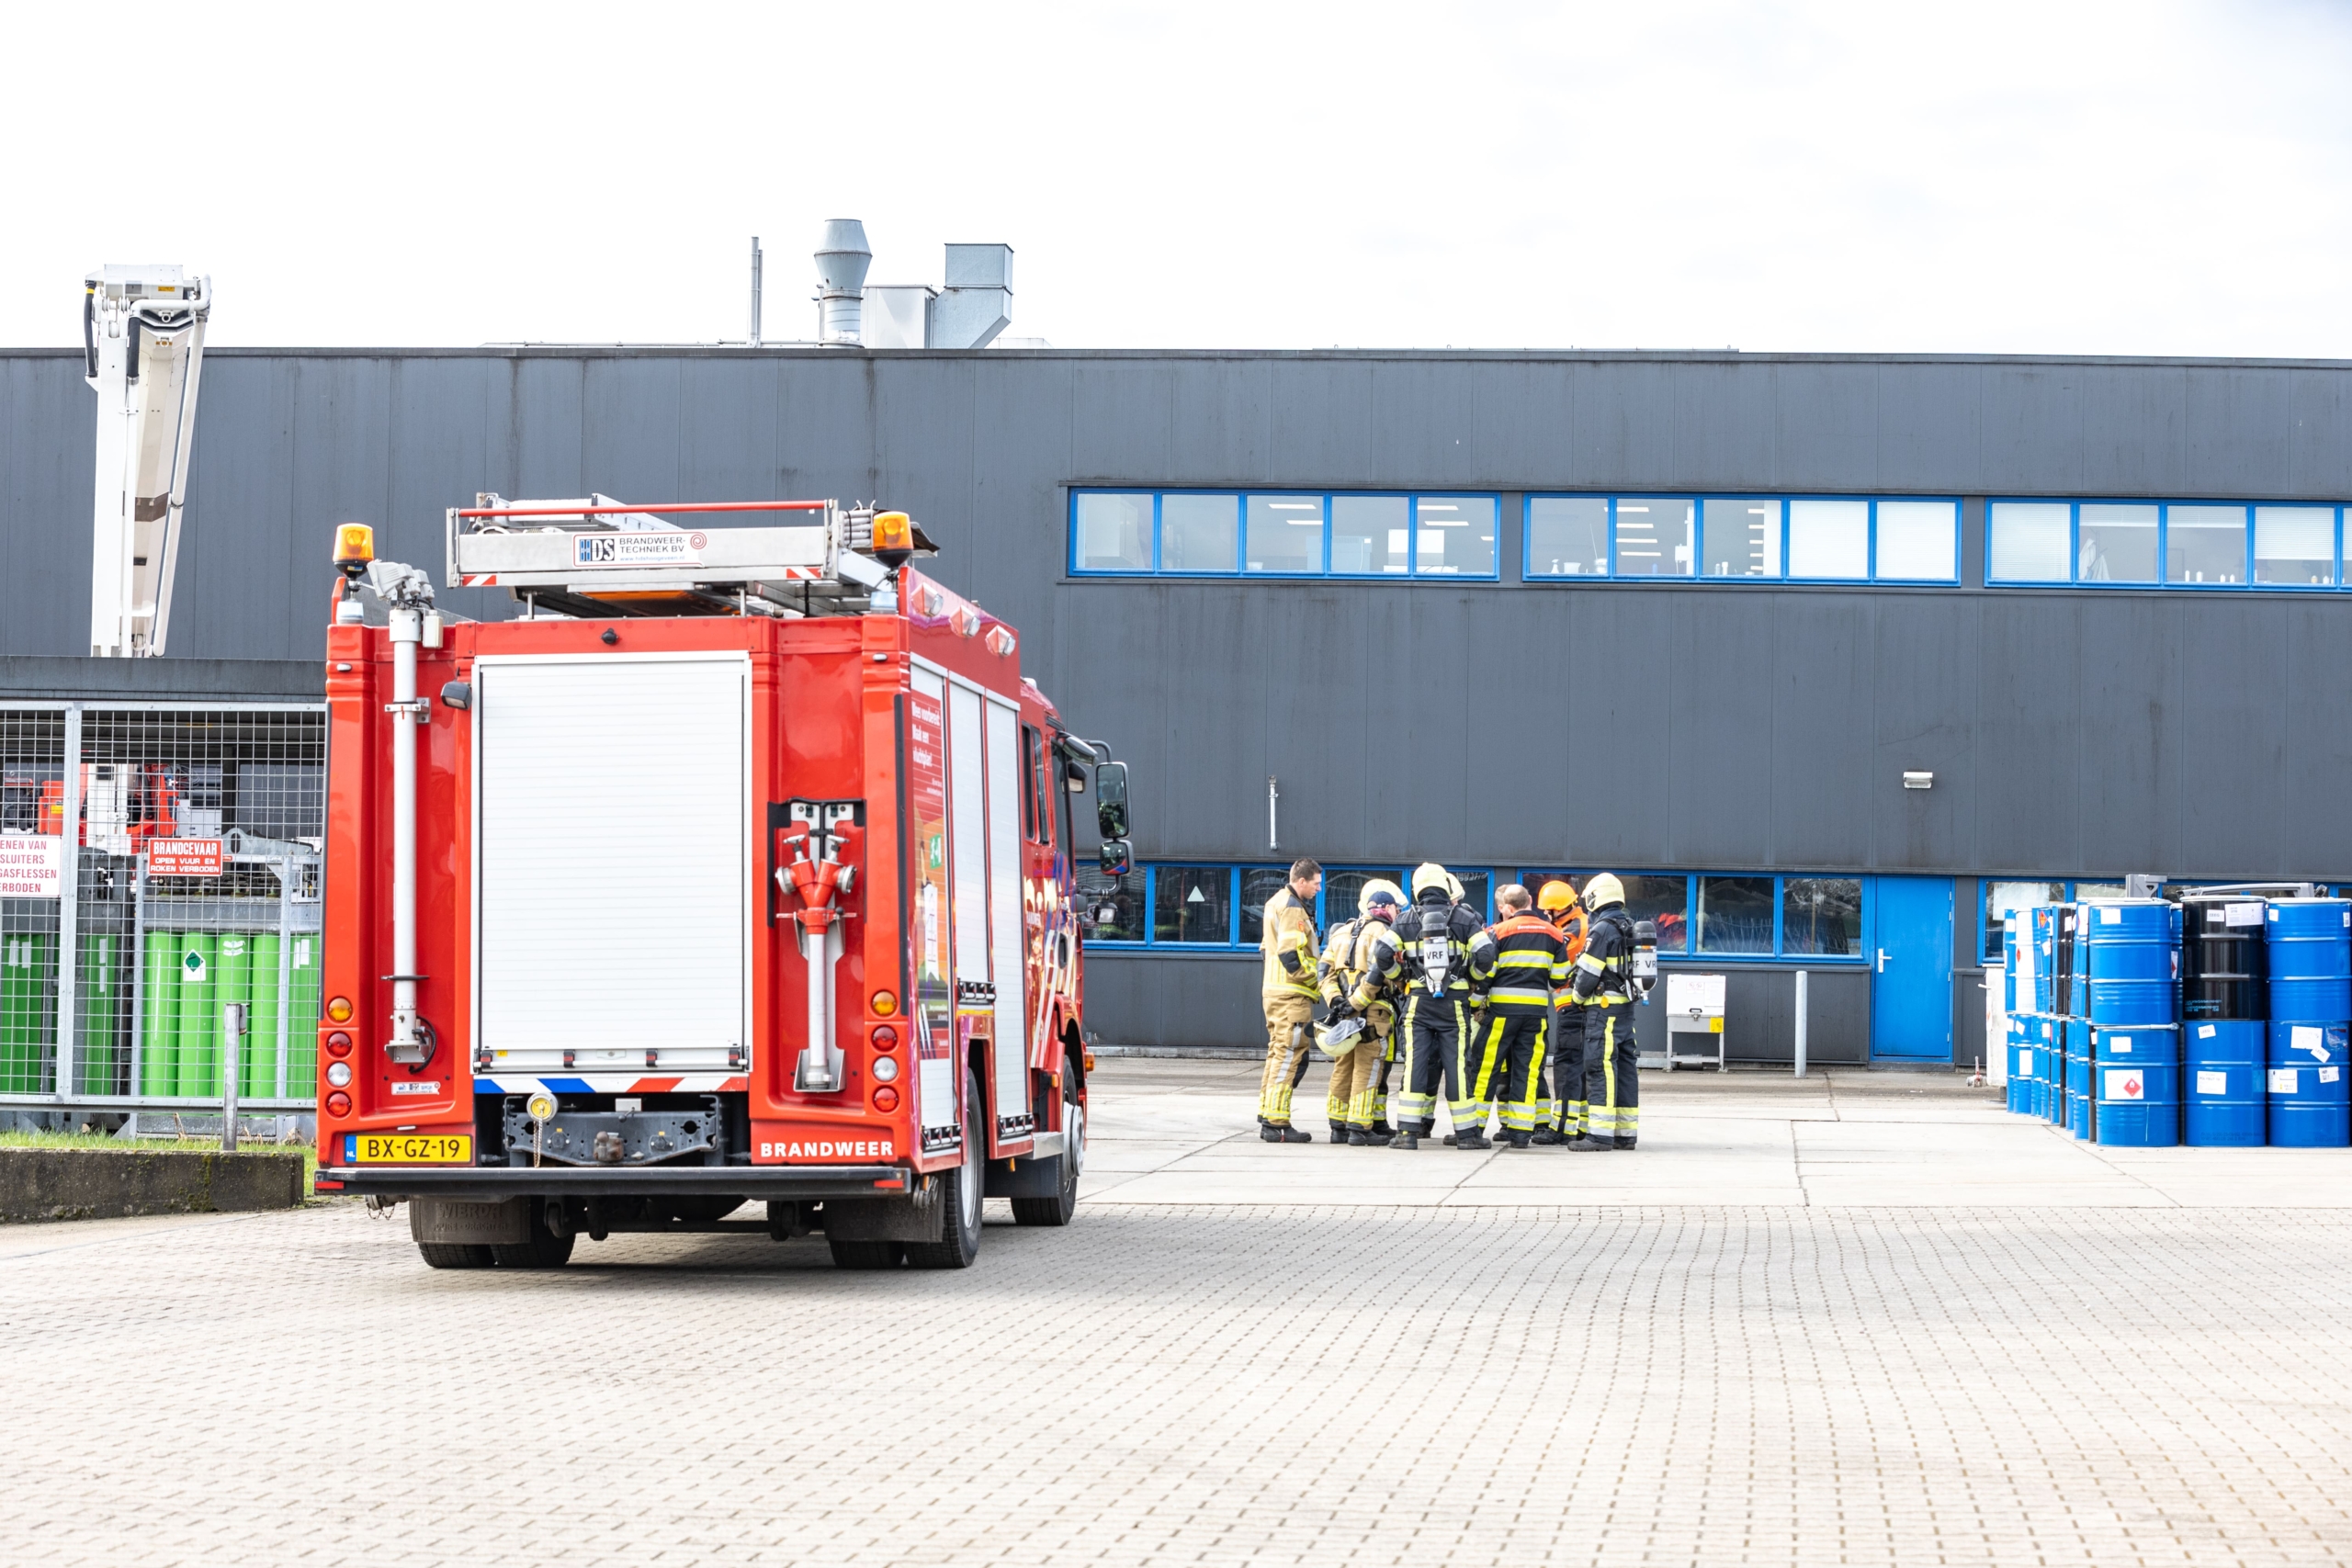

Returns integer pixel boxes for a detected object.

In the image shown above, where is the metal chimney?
[814,220,872,345]
[748,237,763,346]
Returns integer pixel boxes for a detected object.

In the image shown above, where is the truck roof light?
[334,523,374,567]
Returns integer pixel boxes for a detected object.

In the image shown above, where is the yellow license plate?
[348,1134,472,1165]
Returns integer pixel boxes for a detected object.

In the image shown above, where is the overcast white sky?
[5,0,2348,355]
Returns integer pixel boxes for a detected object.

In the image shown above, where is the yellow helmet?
[1581,873,1626,910]
[1445,873,1465,901]
[1358,878,1406,918]
[1410,863,1451,899]
[1537,879,1581,915]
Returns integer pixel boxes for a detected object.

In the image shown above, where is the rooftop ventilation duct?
[814,220,871,345]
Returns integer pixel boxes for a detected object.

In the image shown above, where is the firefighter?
[1389,863,1485,1151]
[1256,858,1324,1142]
[1317,879,1406,1145]
[1567,873,1642,1151]
[1464,885,1571,1147]
[1534,879,1589,1145]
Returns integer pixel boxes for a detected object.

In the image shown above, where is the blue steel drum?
[2032,907,2058,1014]
[2267,899,2352,1023]
[2003,924,2019,1015]
[2092,1025,2180,1146]
[2042,1017,2064,1124]
[2066,1020,2092,1137]
[2184,1020,2267,1146]
[2082,900,2179,1027]
[2266,1021,2351,1148]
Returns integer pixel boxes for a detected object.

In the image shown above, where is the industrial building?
[7,329,2352,1066]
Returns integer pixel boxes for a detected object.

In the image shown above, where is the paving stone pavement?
[5,1063,2352,1565]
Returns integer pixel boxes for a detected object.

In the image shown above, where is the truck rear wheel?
[416,1242,495,1269]
[1012,1055,1083,1228]
[905,1066,984,1269]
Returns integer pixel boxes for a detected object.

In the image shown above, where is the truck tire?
[416,1242,494,1269]
[827,1238,904,1269]
[490,1202,576,1269]
[905,1066,984,1269]
[1012,1055,1083,1228]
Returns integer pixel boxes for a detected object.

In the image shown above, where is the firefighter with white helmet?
[1566,873,1643,1150]
[1317,878,1407,1145]
[1534,878,1589,1144]
[1388,862,1487,1150]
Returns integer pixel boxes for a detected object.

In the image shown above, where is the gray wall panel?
[2074,596,2182,876]
[1771,595,1874,867]
[1872,596,1975,870]
[1984,364,2086,495]
[1165,358,1270,487]
[1775,361,1878,492]
[1069,358,1169,484]
[1672,593,1777,865]
[1264,359,1374,485]
[1675,362,1781,492]
[2282,603,2352,873]
[2177,599,2288,878]
[1876,363,1981,493]
[2076,363,2185,498]
[1975,599,2080,874]
[2186,367,2290,496]
[512,357,585,496]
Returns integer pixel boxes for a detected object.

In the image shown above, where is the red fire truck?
[311,499,1130,1270]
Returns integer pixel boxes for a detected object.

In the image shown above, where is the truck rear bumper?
[316,1165,905,1201]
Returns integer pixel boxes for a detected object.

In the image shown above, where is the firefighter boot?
[1502,1130,1532,1149]
[1531,1125,1568,1146]
[1453,1127,1492,1151]
[1566,1135,1612,1152]
[1612,1136,1638,1150]
[1261,1123,1312,1144]
[1390,1126,1419,1150]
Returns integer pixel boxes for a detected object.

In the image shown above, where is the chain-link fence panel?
[0,703,324,1114]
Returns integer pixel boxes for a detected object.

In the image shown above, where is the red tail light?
[873,1085,899,1111]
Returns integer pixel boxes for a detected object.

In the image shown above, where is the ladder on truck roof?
[446,496,938,620]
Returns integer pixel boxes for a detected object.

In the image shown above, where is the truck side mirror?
[1099,839,1133,878]
[1095,760,1129,840]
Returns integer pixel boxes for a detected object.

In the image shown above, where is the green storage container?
[80,931,120,1095]
[141,929,177,1097]
[246,932,282,1100]
[176,932,218,1098]
[288,932,321,1097]
[2,933,55,1095]
[216,933,253,1096]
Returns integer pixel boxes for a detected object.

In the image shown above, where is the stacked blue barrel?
[2180,896,2267,1146]
[2081,899,2181,1145]
[2264,898,2351,1147]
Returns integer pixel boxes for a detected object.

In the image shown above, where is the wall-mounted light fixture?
[1903,771,1934,790]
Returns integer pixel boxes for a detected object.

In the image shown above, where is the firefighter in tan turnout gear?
[1257,858,1324,1142]
[1317,879,1406,1145]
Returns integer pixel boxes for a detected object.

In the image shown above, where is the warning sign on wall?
[148,839,225,877]
[0,834,63,898]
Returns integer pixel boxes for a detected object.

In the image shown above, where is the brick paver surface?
[6,1197,2352,1565]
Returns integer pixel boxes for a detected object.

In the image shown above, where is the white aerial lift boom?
[85,265,209,657]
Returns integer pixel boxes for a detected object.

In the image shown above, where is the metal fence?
[0,702,325,1121]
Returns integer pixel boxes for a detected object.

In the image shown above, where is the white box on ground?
[1663,972,1726,1071]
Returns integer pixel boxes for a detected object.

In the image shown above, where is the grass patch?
[0,1128,320,1187]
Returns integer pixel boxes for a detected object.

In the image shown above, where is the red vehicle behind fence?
[311,499,1130,1270]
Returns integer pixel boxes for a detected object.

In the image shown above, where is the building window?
[2165,504,2246,584]
[1622,874,1691,953]
[1074,492,1152,571]
[1332,495,1409,575]
[1246,494,1325,574]
[1701,498,1782,578]
[1873,500,1958,581]
[1076,866,1146,942]
[1698,875,1776,954]
[1159,493,1239,573]
[1415,496,1498,576]
[2078,502,2158,583]
[1983,879,2064,963]
[1988,502,2073,582]
[1781,878,1861,957]
[1318,868,1405,933]
[1239,866,1295,947]
[1614,498,1695,577]
[1526,496,1609,577]
[1787,499,1868,580]
[1153,865,1234,944]
[2256,506,2335,586]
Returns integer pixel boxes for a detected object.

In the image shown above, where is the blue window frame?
[1069,490,1500,580]
[1516,871,1871,964]
[1988,500,2350,589]
[1523,495,1962,585]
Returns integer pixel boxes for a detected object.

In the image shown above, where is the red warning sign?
[148,838,225,877]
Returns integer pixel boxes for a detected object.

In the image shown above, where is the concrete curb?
[0,1148,304,1224]
[1091,1045,1266,1060]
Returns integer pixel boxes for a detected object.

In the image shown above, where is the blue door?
[1871,876,1953,1061]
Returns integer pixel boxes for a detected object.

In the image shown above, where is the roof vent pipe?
[814,220,871,346]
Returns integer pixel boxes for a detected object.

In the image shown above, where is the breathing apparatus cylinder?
[1629,919,1660,998]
